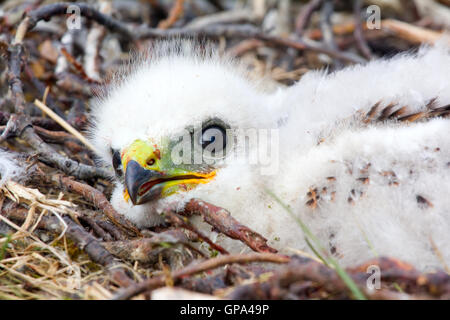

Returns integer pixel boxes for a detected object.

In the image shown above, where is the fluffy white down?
[90,41,450,271]
[0,149,23,186]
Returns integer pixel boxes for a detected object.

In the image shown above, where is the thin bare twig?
[158,0,185,29]
[320,0,344,67]
[20,3,365,64]
[112,253,290,300]
[353,0,372,59]
[2,6,110,180]
[295,0,323,36]
[2,206,135,287]
[52,174,141,237]
[21,126,111,179]
[183,199,277,254]
[163,210,229,255]
[381,19,449,45]
[34,99,97,152]
[60,48,101,84]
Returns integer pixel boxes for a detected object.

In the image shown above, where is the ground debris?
[1,0,449,300]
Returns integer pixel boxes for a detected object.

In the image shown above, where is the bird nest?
[1,0,450,300]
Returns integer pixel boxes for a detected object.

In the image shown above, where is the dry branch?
[21,126,110,179]
[158,0,185,29]
[2,206,135,288]
[52,175,141,236]
[163,209,229,255]
[1,0,449,301]
[183,198,277,254]
[295,0,323,36]
[103,229,205,264]
[112,253,290,300]
[381,19,449,44]
[225,255,450,300]
[2,8,110,180]
[353,0,372,59]
[19,3,365,64]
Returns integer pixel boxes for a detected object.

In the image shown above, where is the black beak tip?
[125,160,145,205]
[124,160,160,205]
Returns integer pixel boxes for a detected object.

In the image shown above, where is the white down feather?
[90,40,450,271]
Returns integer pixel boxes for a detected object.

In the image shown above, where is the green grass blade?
[0,234,12,261]
[265,188,367,300]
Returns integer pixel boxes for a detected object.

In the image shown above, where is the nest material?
[0,0,449,300]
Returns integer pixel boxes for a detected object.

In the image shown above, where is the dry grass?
[1,0,450,300]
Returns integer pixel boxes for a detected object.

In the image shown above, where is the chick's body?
[90,41,450,271]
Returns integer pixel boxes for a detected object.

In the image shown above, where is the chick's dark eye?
[200,125,227,152]
[112,150,123,177]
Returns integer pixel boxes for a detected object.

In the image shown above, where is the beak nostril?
[147,158,155,166]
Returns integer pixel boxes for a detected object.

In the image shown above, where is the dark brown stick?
[78,215,114,241]
[21,126,111,179]
[103,229,205,264]
[60,47,101,84]
[0,111,63,130]
[183,198,277,254]
[353,0,372,59]
[33,126,83,147]
[20,3,365,64]
[2,206,135,287]
[23,64,65,118]
[53,174,141,236]
[26,2,134,39]
[157,0,185,29]
[163,210,229,255]
[2,11,110,180]
[295,0,323,36]
[112,253,290,300]
[320,0,344,67]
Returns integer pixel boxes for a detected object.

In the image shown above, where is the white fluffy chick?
[89,40,450,271]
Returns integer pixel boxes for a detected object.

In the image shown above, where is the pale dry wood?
[381,19,449,44]
[34,99,97,152]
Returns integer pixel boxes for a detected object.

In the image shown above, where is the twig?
[3,7,109,181]
[60,48,101,84]
[295,0,323,36]
[96,220,128,241]
[228,39,265,56]
[21,125,111,179]
[103,229,205,264]
[55,72,98,96]
[0,111,63,130]
[381,19,449,45]
[184,9,257,30]
[112,253,290,300]
[23,65,66,118]
[319,0,336,49]
[163,210,229,255]
[78,214,114,241]
[52,174,141,237]
[2,206,135,287]
[19,3,365,64]
[320,0,343,67]
[34,99,97,152]
[353,0,372,59]
[26,3,134,39]
[183,199,277,253]
[55,31,74,74]
[33,126,79,145]
[158,0,185,29]
[7,41,27,115]
[83,0,111,82]
[15,161,137,236]
[225,255,412,300]
[33,125,85,154]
